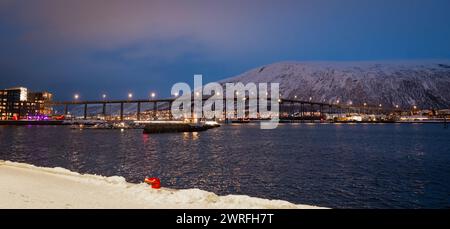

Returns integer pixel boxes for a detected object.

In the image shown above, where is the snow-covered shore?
[0,161,324,209]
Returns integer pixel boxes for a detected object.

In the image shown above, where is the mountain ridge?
[222,60,450,109]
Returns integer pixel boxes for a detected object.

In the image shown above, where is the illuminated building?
[0,87,53,120]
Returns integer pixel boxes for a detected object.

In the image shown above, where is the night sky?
[1,0,450,100]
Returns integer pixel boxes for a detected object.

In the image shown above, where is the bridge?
[49,97,396,121]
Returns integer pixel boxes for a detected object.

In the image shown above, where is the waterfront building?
[0,87,53,120]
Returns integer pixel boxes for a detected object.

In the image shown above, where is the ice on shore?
[0,160,325,209]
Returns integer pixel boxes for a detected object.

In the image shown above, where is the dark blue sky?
[1,0,450,100]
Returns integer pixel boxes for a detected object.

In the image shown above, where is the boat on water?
[70,120,220,132]
[70,121,144,130]
[143,120,220,134]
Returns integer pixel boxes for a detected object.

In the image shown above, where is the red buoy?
[144,177,161,189]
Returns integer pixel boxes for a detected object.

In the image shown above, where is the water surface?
[1,123,449,208]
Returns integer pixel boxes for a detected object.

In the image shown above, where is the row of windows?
[0,100,45,104]
[0,103,43,106]
[0,110,47,114]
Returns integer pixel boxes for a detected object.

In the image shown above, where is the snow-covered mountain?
[222,60,450,109]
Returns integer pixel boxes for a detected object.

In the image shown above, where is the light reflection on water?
[0,123,449,208]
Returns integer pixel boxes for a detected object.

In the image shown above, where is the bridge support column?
[64,104,68,115]
[300,103,304,122]
[320,104,323,120]
[289,101,295,122]
[83,103,87,120]
[168,101,173,120]
[120,102,124,121]
[153,102,157,120]
[137,102,141,121]
[102,103,106,119]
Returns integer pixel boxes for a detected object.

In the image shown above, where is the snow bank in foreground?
[0,160,325,209]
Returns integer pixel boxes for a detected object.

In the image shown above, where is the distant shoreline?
[0,119,448,126]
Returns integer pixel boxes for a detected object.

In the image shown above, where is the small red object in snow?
[144,177,161,189]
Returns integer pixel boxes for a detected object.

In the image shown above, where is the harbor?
[1,122,449,208]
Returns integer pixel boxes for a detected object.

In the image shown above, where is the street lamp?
[363,102,367,106]
[309,97,312,101]
[294,95,297,99]
[102,94,106,100]
[74,94,79,100]
[151,92,156,98]
[128,93,133,99]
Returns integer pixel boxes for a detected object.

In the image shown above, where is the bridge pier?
[120,102,124,121]
[320,104,323,119]
[153,101,157,120]
[64,104,68,115]
[83,103,87,120]
[137,102,141,121]
[300,103,304,121]
[168,101,173,120]
[102,103,106,118]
